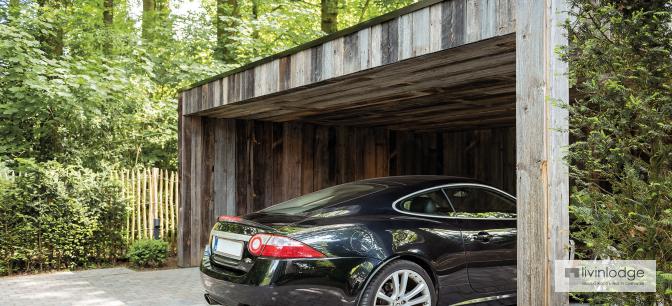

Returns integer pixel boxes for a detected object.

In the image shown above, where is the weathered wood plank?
[344,33,360,74]
[253,121,273,211]
[188,115,203,267]
[497,0,516,35]
[358,28,371,70]
[235,120,252,215]
[311,45,323,82]
[271,123,284,204]
[313,125,332,190]
[282,122,302,200]
[398,13,413,60]
[291,49,311,88]
[177,97,191,267]
[441,0,465,49]
[244,69,255,100]
[465,0,482,43]
[332,37,344,77]
[480,0,497,39]
[301,124,315,194]
[213,119,236,218]
[201,119,215,256]
[278,56,291,91]
[370,24,382,67]
[429,3,443,52]
[516,0,570,304]
[412,7,431,57]
[381,19,398,65]
[220,77,229,106]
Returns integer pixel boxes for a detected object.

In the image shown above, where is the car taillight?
[247,234,325,259]
[218,215,241,222]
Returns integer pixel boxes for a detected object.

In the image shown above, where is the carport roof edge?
[179,0,446,92]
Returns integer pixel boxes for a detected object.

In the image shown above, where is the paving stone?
[0,268,209,306]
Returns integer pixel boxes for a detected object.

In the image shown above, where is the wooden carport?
[178,0,570,304]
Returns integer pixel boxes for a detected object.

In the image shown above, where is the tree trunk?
[215,0,239,63]
[103,0,114,54]
[251,0,259,58]
[36,0,64,57]
[321,0,339,34]
[142,0,156,40]
[103,0,113,26]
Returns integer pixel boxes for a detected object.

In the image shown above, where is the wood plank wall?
[179,117,515,266]
[181,0,516,115]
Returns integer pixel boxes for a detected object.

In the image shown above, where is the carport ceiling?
[200,34,515,132]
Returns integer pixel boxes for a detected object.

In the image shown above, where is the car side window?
[397,190,453,216]
[444,187,516,219]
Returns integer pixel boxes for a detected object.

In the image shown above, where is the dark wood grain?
[381,19,399,65]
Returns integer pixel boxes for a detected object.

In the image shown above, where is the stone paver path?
[0,267,209,306]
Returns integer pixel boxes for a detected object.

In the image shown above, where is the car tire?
[359,260,436,306]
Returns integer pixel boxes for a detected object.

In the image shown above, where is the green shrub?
[127,239,168,268]
[564,1,672,304]
[0,159,128,275]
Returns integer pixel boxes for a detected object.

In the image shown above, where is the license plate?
[213,237,244,259]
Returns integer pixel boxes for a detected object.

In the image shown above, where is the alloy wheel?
[374,269,431,306]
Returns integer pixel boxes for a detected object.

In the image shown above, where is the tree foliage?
[0,0,414,171]
[564,0,672,303]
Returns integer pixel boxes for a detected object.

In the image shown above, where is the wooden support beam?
[515,0,569,304]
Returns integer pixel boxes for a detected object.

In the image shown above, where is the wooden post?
[516,0,569,304]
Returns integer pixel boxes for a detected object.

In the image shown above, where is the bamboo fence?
[113,168,179,243]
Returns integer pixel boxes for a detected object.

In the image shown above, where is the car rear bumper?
[200,248,381,306]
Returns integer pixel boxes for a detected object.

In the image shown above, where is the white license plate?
[213,237,244,259]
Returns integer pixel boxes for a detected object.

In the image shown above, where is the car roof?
[358,175,482,188]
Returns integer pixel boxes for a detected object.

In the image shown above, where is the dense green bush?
[127,239,168,268]
[0,160,128,275]
[564,0,672,304]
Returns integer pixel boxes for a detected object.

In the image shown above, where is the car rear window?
[260,183,385,215]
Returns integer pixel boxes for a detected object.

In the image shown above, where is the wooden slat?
[271,123,284,204]
[343,33,360,74]
[252,121,273,211]
[311,45,323,82]
[397,13,413,60]
[282,122,303,200]
[236,120,253,215]
[313,125,332,190]
[278,56,291,91]
[358,28,371,70]
[441,0,465,49]
[516,0,570,304]
[370,24,382,67]
[301,124,315,194]
[381,19,399,65]
[465,0,482,43]
[177,96,192,266]
[201,120,215,251]
[188,116,203,266]
[429,3,443,52]
[412,7,431,57]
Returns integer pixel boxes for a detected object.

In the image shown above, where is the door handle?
[473,232,492,242]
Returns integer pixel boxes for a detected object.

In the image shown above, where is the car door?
[394,189,475,304]
[443,185,517,294]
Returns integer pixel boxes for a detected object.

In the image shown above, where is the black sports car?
[201,175,517,306]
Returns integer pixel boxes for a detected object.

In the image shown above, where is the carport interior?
[179,38,516,268]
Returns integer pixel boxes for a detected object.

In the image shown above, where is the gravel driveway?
[0,267,209,306]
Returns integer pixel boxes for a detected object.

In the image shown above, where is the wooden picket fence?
[113,168,179,244]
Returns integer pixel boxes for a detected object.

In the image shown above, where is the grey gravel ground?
[0,267,209,306]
